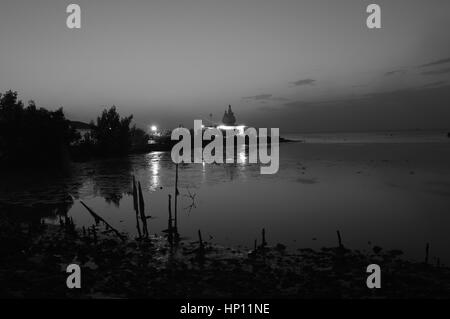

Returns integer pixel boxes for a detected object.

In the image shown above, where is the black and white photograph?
[1,0,450,308]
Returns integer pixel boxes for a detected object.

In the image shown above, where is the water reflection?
[2,141,450,265]
[88,158,133,207]
[2,140,450,264]
[146,152,162,190]
[238,144,247,164]
[0,168,78,223]
[0,146,256,219]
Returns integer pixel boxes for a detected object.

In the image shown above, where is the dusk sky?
[1,0,450,132]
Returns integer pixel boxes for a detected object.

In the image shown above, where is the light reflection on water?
[2,142,450,263]
[146,152,162,190]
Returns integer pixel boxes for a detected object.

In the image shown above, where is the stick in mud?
[132,176,142,239]
[172,163,180,242]
[168,194,173,229]
[80,200,126,241]
[198,229,204,250]
[262,228,267,247]
[138,181,149,238]
[174,163,179,229]
[337,230,343,248]
[167,194,173,245]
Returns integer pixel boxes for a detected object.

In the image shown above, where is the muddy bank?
[1,213,449,299]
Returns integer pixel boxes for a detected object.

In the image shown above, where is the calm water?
[2,131,450,262]
[284,130,450,144]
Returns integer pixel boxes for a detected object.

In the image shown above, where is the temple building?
[222,105,236,126]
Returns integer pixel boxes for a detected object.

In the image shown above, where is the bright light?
[217,125,246,135]
[150,125,158,132]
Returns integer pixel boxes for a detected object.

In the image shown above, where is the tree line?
[0,90,149,167]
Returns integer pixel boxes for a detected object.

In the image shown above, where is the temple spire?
[222,105,236,125]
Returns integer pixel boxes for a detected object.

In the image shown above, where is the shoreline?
[1,212,450,298]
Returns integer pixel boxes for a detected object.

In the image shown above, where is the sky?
[1,0,450,132]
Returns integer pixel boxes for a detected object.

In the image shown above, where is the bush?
[0,90,79,167]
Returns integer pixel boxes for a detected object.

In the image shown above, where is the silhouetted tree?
[0,90,79,167]
[92,106,133,156]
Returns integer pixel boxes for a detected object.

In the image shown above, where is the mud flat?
[1,213,450,299]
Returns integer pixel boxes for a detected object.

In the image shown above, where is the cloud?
[290,79,316,86]
[384,69,406,76]
[264,85,450,131]
[269,97,290,102]
[419,57,450,68]
[422,81,447,88]
[242,94,273,101]
[282,97,363,109]
[242,94,289,102]
[421,67,450,76]
[281,84,447,110]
